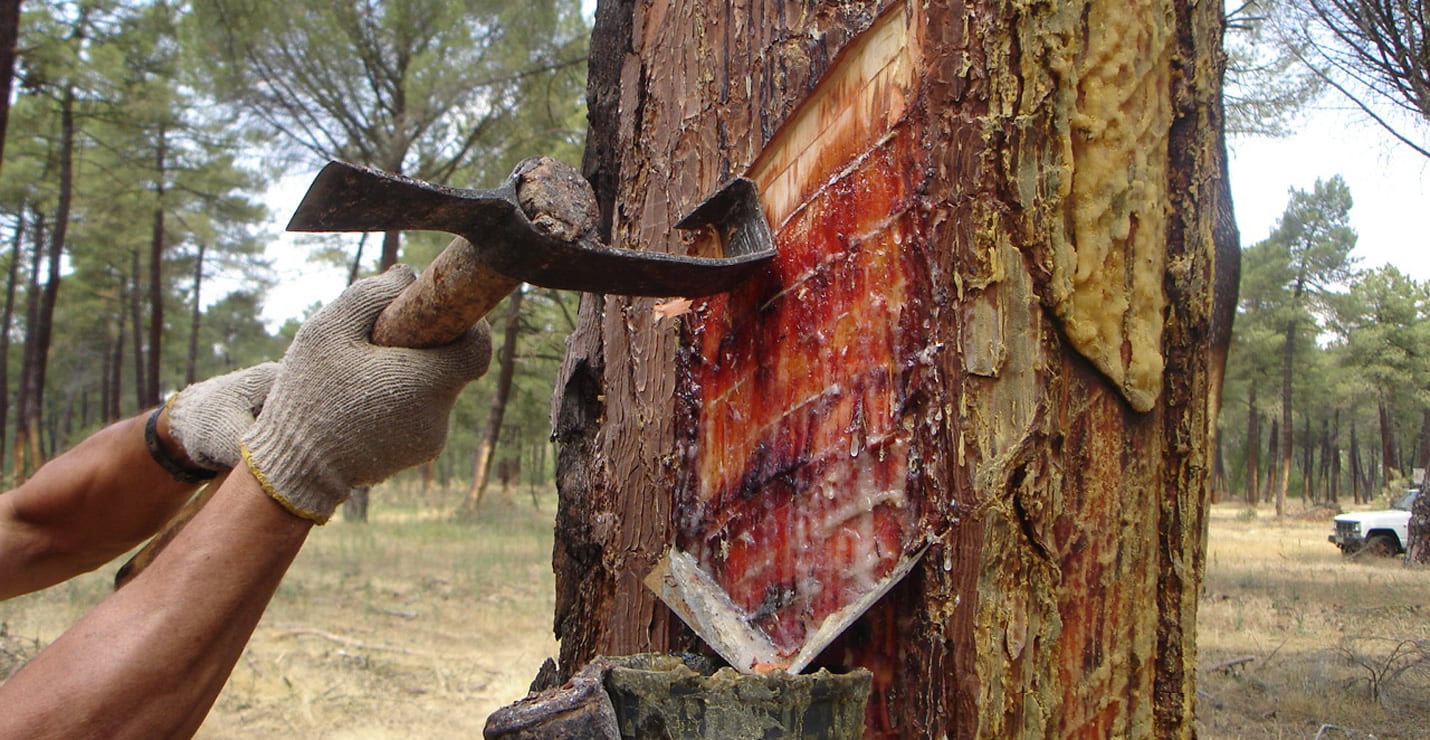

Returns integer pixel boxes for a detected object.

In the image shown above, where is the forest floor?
[3,486,1429,737]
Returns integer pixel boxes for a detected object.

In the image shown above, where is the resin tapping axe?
[114,157,775,588]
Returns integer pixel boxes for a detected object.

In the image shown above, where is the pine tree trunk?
[1350,415,1364,504]
[551,0,1230,735]
[1278,319,1294,517]
[1264,416,1280,506]
[459,288,524,518]
[108,307,125,423]
[0,0,18,169]
[130,248,146,410]
[186,242,206,386]
[0,209,23,480]
[1378,396,1399,484]
[1246,389,1260,505]
[145,132,168,408]
[14,210,38,479]
[16,86,75,477]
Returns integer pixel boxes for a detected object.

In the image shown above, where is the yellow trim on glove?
[240,443,331,525]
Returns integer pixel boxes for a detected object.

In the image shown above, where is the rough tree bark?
[552,0,1233,736]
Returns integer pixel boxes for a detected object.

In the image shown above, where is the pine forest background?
[2,0,1429,520]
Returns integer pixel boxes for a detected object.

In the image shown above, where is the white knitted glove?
[167,362,280,471]
[241,266,492,523]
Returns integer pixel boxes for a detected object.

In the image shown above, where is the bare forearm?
[0,468,311,738]
[0,411,201,598]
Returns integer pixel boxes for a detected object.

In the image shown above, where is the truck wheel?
[1360,534,1398,557]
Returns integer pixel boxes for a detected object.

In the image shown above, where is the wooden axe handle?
[371,236,519,348]
[115,158,596,589]
[114,245,516,589]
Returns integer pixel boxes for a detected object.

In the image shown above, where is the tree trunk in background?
[1264,416,1280,505]
[145,132,168,407]
[1301,415,1314,503]
[380,230,399,271]
[0,0,19,171]
[459,288,524,518]
[12,210,42,480]
[108,303,126,423]
[130,248,146,410]
[551,0,1232,735]
[1277,319,1294,517]
[185,242,206,385]
[1246,389,1260,504]
[1,210,23,480]
[16,86,75,478]
[1378,396,1399,485]
[1328,412,1341,504]
[1416,408,1430,482]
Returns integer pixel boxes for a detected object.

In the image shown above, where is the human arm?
[0,409,202,600]
[0,364,277,600]
[0,267,490,736]
[0,466,310,738]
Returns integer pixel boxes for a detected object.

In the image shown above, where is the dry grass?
[6,489,1430,737]
[0,481,558,738]
[1197,501,1430,739]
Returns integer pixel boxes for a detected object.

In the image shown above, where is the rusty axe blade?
[286,161,775,298]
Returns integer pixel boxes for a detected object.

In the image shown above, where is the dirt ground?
[4,487,1430,737]
[1,482,558,738]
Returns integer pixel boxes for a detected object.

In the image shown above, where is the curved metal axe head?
[286,161,776,298]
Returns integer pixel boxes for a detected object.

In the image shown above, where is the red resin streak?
[678,130,924,656]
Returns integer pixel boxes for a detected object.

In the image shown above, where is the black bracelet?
[144,405,217,484]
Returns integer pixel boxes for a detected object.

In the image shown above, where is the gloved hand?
[167,362,280,471]
[241,266,492,523]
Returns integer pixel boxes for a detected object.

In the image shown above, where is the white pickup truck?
[1329,489,1420,556]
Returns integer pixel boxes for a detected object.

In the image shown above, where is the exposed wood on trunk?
[554,0,1228,735]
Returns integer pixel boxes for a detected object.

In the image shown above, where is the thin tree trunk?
[145,131,168,407]
[0,0,20,172]
[16,86,76,477]
[1278,318,1295,517]
[0,208,24,480]
[347,233,368,285]
[108,304,125,422]
[1416,408,1430,484]
[1246,387,1260,505]
[380,230,399,271]
[1264,416,1280,506]
[12,208,41,480]
[1378,396,1399,484]
[186,242,206,385]
[130,248,146,410]
[1329,410,1341,504]
[1301,413,1315,503]
[459,287,524,518]
[1350,415,1364,503]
